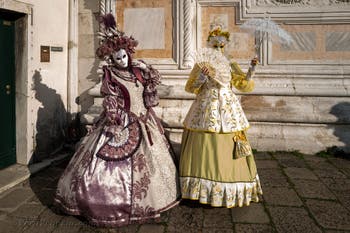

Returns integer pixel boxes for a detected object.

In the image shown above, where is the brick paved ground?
[0,151,349,233]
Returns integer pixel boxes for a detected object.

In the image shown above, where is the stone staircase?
[81,68,350,154]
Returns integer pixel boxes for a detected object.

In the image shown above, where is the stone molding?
[0,0,32,14]
[240,0,350,23]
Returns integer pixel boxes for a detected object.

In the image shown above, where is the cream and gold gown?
[180,48,263,208]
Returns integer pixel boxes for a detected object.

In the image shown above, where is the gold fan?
[197,61,228,86]
[197,61,216,78]
[194,48,231,86]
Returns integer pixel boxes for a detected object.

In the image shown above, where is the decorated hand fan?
[97,112,142,161]
[194,48,231,86]
[196,61,216,79]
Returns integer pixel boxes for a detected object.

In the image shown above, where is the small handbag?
[232,131,253,159]
[132,67,160,108]
[143,85,159,108]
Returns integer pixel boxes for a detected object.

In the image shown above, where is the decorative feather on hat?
[99,13,116,30]
[96,13,138,60]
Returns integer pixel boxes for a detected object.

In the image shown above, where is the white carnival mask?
[112,49,128,68]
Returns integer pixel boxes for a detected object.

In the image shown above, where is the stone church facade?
[81,0,350,156]
[0,0,349,167]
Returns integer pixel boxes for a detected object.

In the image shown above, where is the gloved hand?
[250,57,259,71]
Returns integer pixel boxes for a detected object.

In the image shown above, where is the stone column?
[99,0,115,16]
[182,0,195,68]
[91,0,117,92]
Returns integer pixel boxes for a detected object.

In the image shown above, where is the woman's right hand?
[250,57,259,67]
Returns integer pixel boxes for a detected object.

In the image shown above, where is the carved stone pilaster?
[99,0,115,16]
[182,0,195,68]
[243,0,350,23]
[97,0,116,78]
[256,0,350,6]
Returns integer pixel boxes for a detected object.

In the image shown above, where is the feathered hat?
[96,14,138,60]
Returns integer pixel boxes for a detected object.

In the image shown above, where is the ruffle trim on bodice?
[180,175,263,208]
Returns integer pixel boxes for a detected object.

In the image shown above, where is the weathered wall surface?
[77,0,100,114]
[1,0,70,164]
[81,0,350,154]
[25,0,70,163]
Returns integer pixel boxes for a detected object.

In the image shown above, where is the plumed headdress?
[96,14,138,60]
[207,25,230,48]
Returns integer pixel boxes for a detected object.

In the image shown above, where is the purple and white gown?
[54,63,180,227]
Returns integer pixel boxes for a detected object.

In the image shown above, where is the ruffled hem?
[54,195,180,227]
[180,175,263,208]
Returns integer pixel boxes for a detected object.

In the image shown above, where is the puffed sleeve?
[100,66,125,126]
[230,62,255,93]
[185,63,208,95]
[139,61,161,108]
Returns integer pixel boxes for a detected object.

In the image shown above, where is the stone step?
[158,64,350,76]
[159,77,350,98]
[82,96,350,125]
[164,122,350,154]
[86,76,350,99]
[155,96,350,125]
[77,118,349,154]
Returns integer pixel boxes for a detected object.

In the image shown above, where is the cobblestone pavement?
[0,152,350,233]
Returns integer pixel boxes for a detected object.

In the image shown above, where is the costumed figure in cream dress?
[54,14,180,227]
[180,25,263,207]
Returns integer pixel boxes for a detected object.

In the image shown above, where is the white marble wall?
[79,0,350,154]
[281,32,316,51]
[124,8,165,49]
[326,32,350,51]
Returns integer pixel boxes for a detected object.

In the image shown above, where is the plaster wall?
[77,0,100,115]
[1,0,70,164]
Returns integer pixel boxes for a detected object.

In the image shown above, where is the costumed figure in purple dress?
[54,14,180,227]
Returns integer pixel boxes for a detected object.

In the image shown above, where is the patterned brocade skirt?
[179,129,263,208]
[54,116,180,227]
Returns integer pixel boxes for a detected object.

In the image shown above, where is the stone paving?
[0,151,350,233]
